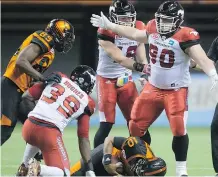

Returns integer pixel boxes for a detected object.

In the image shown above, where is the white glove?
[90,11,115,30]
[86,170,96,177]
[208,69,218,90]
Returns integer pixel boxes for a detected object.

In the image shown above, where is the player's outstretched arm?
[186,44,218,90]
[136,43,148,64]
[91,12,147,43]
[99,40,150,75]
[16,43,44,81]
[77,114,95,177]
[99,40,135,69]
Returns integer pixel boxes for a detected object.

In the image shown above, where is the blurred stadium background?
[1,0,218,176]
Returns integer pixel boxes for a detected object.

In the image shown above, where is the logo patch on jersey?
[115,35,123,39]
[190,31,198,36]
[169,40,174,46]
[152,33,159,40]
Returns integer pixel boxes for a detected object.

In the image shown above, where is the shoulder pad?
[32,30,55,53]
[97,28,115,43]
[146,19,157,35]
[135,21,146,30]
[173,27,200,51]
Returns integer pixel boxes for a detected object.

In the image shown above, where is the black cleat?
[16,163,28,176]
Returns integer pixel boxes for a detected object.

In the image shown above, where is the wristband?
[102,154,112,165]
[84,159,94,171]
[133,62,145,72]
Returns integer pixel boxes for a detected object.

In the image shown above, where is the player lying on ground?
[70,136,166,176]
[94,0,151,148]
[16,66,96,177]
[91,1,218,176]
[1,19,75,146]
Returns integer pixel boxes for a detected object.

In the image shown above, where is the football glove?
[90,11,115,30]
[86,170,96,177]
[44,72,62,86]
[208,69,218,90]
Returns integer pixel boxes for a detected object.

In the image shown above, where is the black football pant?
[71,144,110,176]
[1,77,23,145]
[211,103,218,173]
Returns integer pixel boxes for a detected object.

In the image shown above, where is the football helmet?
[70,65,96,94]
[46,19,75,53]
[109,0,136,27]
[129,157,167,176]
[120,137,166,176]
[155,1,184,35]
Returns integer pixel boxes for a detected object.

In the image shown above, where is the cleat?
[27,158,41,177]
[16,163,28,176]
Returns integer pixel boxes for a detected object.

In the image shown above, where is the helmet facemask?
[110,10,136,27]
[47,19,75,53]
[155,13,184,35]
[53,27,75,53]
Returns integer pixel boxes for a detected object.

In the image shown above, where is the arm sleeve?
[77,114,90,138]
[113,137,127,150]
[28,82,45,100]
[207,37,218,63]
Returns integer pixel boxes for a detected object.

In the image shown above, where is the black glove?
[44,72,62,85]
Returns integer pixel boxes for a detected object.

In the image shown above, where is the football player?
[91,1,218,176]
[94,0,151,148]
[206,36,218,175]
[71,136,167,176]
[1,19,75,145]
[16,66,96,177]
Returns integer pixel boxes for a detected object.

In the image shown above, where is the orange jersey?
[4,30,55,92]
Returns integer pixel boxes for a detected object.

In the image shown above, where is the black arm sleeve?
[207,36,218,63]
[113,137,127,150]
[179,39,200,51]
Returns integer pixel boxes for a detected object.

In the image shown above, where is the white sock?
[40,165,64,176]
[22,144,39,167]
[176,161,188,176]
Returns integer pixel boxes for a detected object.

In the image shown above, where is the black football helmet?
[155,1,184,35]
[46,19,75,53]
[120,137,166,176]
[70,65,96,94]
[109,0,136,27]
[129,157,167,176]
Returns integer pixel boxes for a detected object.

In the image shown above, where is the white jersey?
[147,19,200,89]
[29,75,94,132]
[97,21,146,78]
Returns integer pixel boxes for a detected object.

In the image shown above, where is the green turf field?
[0,124,215,176]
